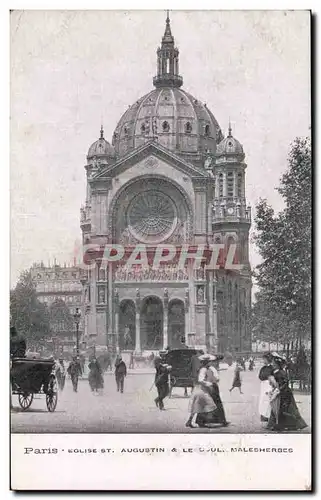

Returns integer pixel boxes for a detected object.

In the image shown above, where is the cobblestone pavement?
[11,366,311,434]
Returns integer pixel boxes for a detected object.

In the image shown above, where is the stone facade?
[80,15,252,354]
[30,262,83,340]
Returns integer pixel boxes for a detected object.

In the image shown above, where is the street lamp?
[74,308,81,357]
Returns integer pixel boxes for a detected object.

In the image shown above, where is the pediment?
[94,140,210,180]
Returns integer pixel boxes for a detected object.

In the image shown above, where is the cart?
[162,348,202,398]
[11,358,58,412]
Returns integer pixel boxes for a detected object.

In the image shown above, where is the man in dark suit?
[115,355,127,393]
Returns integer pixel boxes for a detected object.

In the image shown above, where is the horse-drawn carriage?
[162,348,202,397]
[11,357,58,412]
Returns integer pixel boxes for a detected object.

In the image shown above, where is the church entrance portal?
[140,296,163,350]
[168,299,185,348]
[119,300,136,350]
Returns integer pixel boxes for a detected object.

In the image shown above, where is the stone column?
[107,264,113,336]
[234,170,238,199]
[114,288,119,353]
[135,289,141,354]
[213,272,218,352]
[184,289,190,345]
[92,265,97,337]
[215,173,220,199]
[80,275,87,341]
[208,271,214,341]
[163,288,169,349]
[223,172,227,198]
[188,262,196,345]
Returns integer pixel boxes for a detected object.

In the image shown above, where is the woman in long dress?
[258,353,274,422]
[208,355,229,426]
[88,357,104,394]
[229,362,243,394]
[185,354,218,428]
[267,353,308,431]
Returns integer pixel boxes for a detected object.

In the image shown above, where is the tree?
[10,270,51,342]
[49,298,73,336]
[253,137,311,343]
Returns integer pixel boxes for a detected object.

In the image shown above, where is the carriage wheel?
[46,392,58,412]
[46,375,58,412]
[18,393,34,410]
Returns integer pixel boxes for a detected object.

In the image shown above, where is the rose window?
[127,190,177,243]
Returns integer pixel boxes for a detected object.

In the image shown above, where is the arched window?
[141,123,146,134]
[162,121,170,133]
[185,122,192,134]
[219,173,223,197]
[124,126,129,135]
[205,124,210,136]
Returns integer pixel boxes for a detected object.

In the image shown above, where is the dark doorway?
[119,300,136,350]
[168,299,185,348]
[140,296,163,350]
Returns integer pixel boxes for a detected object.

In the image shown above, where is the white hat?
[198,354,211,361]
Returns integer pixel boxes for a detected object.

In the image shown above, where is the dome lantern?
[153,12,183,89]
[87,125,116,161]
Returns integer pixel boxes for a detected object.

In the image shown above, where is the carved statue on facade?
[164,288,168,303]
[98,287,105,304]
[197,285,205,303]
[124,325,132,348]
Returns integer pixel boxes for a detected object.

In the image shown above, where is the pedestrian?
[56,358,66,391]
[186,354,219,428]
[249,357,255,371]
[105,352,112,372]
[115,355,127,393]
[67,356,82,393]
[154,358,172,410]
[258,353,274,422]
[229,361,243,394]
[208,355,230,426]
[129,351,134,370]
[266,352,307,431]
[88,357,104,394]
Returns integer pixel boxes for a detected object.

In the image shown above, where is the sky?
[10,9,311,286]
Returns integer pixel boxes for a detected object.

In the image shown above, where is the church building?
[80,14,252,354]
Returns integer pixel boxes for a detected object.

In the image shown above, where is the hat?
[212,354,224,362]
[198,354,211,361]
[271,352,286,364]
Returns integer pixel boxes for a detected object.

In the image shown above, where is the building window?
[162,121,170,133]
[185,122,192,134]
[141,123,146,134]
[205,124,210,137]
[124,126,129,135]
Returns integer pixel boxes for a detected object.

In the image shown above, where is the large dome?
[112,88,223,160]
[111,14,223,162]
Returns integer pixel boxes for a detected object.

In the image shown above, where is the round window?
[127,191,177,243]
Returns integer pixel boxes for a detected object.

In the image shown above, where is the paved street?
[11,365,311,434]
